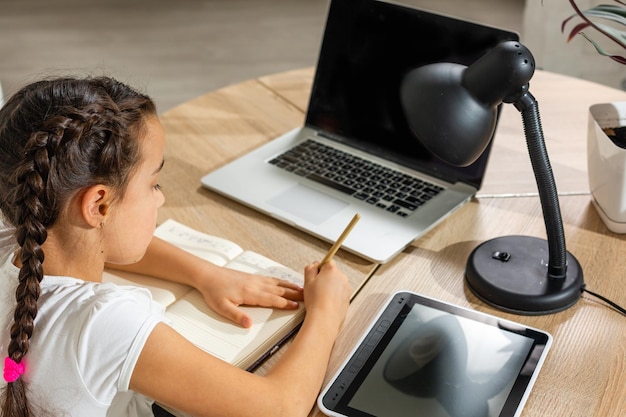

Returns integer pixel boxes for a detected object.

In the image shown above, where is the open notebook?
[102,219,304,371]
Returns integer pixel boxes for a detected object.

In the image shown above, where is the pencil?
[319,213,361,270]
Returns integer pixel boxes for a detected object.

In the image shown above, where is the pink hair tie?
[3,356,26,383]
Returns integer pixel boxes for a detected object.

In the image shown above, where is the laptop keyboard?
[268,139,444,217]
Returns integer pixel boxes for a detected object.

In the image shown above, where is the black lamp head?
[400,41,535,167]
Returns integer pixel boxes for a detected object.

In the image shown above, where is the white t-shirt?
[0,221,166,417]
[0,219,13,253]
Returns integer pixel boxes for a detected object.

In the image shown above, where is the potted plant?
[562,0,626,64]
[562,1,626,232]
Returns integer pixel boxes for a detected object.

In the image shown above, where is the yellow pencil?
[319,213,361,270]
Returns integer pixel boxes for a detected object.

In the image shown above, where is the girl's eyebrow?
[153,159,165,175]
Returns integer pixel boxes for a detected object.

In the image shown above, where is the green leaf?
[562,0,626,54]
[579,32,626,63]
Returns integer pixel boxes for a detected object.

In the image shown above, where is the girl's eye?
[153,184,162,191]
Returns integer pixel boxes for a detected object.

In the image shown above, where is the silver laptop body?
[201,0,518,263]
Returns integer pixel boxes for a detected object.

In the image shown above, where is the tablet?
[318,291,552,417]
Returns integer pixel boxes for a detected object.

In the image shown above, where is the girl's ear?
[80,185,111,228]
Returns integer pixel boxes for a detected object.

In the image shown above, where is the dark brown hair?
[0,76,156,417]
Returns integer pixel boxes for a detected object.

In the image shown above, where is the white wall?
[522,0,626,90]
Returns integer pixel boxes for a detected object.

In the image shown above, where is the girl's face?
[102,115,166,265]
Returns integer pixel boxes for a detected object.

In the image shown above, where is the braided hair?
[0,76,156,417]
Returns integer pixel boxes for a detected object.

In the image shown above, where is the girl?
[0,76,351,417]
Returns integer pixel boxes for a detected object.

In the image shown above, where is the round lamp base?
[465,235,584,315]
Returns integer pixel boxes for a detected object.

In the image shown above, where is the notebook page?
[154,219,244,266]
[227,251,304,286]
[165,290,272,362]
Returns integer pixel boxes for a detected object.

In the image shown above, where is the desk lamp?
[400,41,584,314]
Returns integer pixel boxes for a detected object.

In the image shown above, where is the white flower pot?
[588,101,626,232]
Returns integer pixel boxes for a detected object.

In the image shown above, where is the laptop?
[201,0,519,263]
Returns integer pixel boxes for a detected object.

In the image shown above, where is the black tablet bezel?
[318,291,552,417]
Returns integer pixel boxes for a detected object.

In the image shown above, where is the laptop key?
[307,173,356,195]
[424,186,442,195]
[406,196,425,206]
[393,199,418,211]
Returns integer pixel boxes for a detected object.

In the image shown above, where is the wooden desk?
[318,194,626,417]
[159,68,626,416]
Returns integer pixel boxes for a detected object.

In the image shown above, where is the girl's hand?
[195,267,304,328]
[302,260,351,330]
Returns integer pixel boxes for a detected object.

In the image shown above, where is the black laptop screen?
[305,0,519,188]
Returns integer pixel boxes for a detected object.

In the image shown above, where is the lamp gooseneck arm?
[514,91,568,279]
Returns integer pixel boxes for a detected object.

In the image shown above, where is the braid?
[8,128,59,364]
[0,75,156,417]
[1,134,50,417]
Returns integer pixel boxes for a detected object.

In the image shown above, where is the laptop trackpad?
[267,184,348,225]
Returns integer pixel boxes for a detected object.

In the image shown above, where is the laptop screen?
[305,0,519,189]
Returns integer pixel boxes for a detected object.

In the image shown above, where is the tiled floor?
[0,0,523,112]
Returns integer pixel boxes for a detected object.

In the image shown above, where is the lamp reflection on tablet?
[383,315,520,417]
[400,41,584,315]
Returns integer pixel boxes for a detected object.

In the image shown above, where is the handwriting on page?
[227,251,304,286]
[154,219,244,266]
[155,220,304,286]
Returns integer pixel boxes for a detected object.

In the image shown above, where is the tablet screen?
[319,292,552,417]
